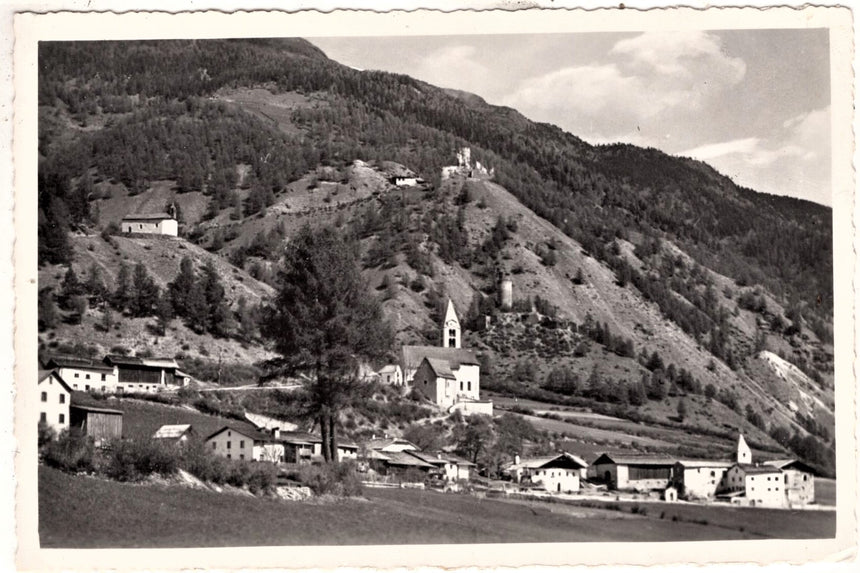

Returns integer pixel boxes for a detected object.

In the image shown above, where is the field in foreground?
[39,467,835,548]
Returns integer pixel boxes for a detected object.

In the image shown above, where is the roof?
[381,451,436,469]
[38,369,74,394]
[278,431,358,448]
[735,463,783,475]
[205,425,276,443]
[404,450,446,466]
[762,459,816,474]
[153,424,193,439]
[45,356,115,372]
[508,452,588,471]
[423,357,457,380]
[592,453,677,467]
[364,437,419,451]
[378,364,400,374]
[676,459,734,469]
[122,212,174,221]
[70,404,124,415]
[402,346,479,371]
[104,355,179,369]
[444,299,459,325]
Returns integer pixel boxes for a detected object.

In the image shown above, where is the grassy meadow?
[39,466,835,548]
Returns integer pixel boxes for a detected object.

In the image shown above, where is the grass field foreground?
[39,467,834,548]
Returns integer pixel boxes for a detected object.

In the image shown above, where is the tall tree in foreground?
[262,225,392,462]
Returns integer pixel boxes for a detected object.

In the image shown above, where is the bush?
[42,431,96,473]
[296,462,364,497]
[106,438,178,481]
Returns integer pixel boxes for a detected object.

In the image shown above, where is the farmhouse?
[373,450,436,475]
[44,356,118,392]
[69,403,123,447]
[121,212,178,236]
[279,431,359,463]
[590,453,676,491]
[762,459,816,505]
[506,452,588,493]
[103,355,190,393]
[205,426,285,463]
[402,300,491,414]
[37,370,72,434]
[405,450,476,482]
[670,460,733,500]
[152,424,195,444]
[718,463,786,507]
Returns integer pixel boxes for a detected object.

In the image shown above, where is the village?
[38,287,821,511]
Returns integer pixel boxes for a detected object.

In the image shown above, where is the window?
[85,385,90,391]
[74,373,79,378]
[59,394,65,404]
[710,471,715,477]
[226,454,231,459]
[240,454,245,460]
[101,374,106,382]
[468,381,472,391]
[59,414,65,424]
[40,392,46,402]
[40,412,46,423]
[240,440,245,449]
[139,224,143,230]
[460,382,463,391]
[85,374,90,380]
[212,443,216,450]
[227,441,231,449]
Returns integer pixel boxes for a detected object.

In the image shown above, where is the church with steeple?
[400,300,492,414]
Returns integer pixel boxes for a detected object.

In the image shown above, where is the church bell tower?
[442,299,461,349]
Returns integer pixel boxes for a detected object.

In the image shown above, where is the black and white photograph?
[7,4,857,571]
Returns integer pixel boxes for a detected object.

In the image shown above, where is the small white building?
[205,426,285,463]
[763,459,816,506]
[153,424,195,444]
[506,452,588,494]
[672,460,734,500]
[121,213,178,236]
[378,364,403,386]
[38,370,72,434]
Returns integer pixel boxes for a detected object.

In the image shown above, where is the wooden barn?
[590,453,676,491]
[69,404,123,446]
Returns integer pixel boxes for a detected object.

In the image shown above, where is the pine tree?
[37,288,59,331]
[262,225,392,462]
[60,266,84,308]
[185,281,209,334]
[155,292,174,335]
[113,261,132,312]
[85,264,108,307]
[168,256,196,317]
[130,262,159,317]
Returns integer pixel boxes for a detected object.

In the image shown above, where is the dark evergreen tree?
[130,262,159,317]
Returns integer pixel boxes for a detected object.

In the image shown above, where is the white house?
[205,426,285,463]
[718,463,786,507]
[45,356,118,392]
[121,213,178,236]
[671,460,733,500]
[38,370,72,434]
[377,364,403,386]
[506,452,589,493]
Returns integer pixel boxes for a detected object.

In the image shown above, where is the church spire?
[737,433,752,464]
[442,299,461,349]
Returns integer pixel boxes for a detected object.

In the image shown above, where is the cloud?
[502,31,746,141]
[680,107,831,204]
[411,45,492,94]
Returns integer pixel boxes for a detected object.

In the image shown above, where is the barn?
[505,452,588,493]
[590,453,676,491]
[103,355,188,393]
[69,404,123,446]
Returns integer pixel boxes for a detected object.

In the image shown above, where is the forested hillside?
[36,39,835,474]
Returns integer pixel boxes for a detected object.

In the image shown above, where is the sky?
[311,30,831,206]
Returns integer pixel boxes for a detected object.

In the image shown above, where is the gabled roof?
[278,431,358,448]
[401,346,479,371]
[735,463,783,475]
[364,437,419,452]
[382,450,436,469]
[70,404,124,415]
[509,452,588,471]
[153,424,193,439]
[122,212,174,221]
[104,355,179,369]
[592,453,677,467]
[423,357,457,380]
[675,459,734,469]
[205,425,276,443]
[762,459,816,474]
[378,364,401,374]
[38,369,74,394]
[45,356,115,372]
